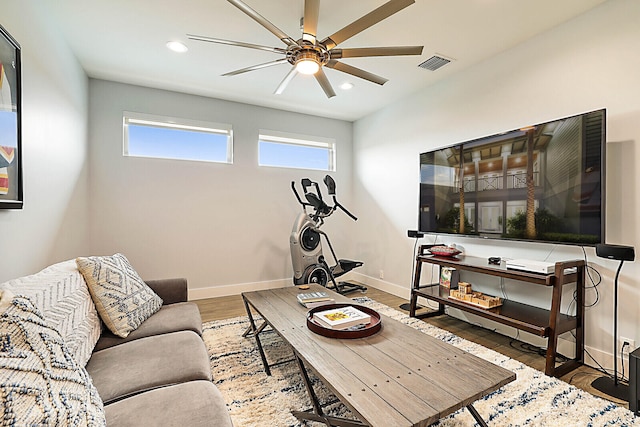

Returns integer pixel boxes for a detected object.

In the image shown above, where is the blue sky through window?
[127,124,230,163]
[259,140,330,170]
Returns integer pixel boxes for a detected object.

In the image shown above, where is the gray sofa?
[88,278,233,427]
[0,260,233,427]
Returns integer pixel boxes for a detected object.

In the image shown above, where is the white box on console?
[505,259,555,275]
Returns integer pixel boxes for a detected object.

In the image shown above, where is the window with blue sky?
[123,112,233,164]
[259,130,335,171]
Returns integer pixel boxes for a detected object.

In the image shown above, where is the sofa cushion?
[0,291,106,426]
[0,259,102,366]
[86,330,212,404]
[104,381,233,427]
[76,253,163,338]
[93,302,203,351]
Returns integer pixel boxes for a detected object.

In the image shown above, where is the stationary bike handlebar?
[291,176,357,222]
[333,197,358,221]
[291,181,307,207]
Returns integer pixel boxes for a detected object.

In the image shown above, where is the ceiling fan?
[188,0,423,98]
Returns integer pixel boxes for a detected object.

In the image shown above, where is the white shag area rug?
[203,297,639,426]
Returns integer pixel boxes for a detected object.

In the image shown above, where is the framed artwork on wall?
[0,24,22,209]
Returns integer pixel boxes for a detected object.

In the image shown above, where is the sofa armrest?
[144,278,188,305]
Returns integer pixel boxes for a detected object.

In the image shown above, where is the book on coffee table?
[297,292,335,308]
[313,305,371,330]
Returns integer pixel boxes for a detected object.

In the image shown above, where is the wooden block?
[458,282,472,294]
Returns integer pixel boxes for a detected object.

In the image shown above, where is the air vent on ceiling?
[418,55,453,71]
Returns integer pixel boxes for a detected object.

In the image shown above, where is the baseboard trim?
[349,272,411,299]
[188,278,293,300]
[188,272,377,301]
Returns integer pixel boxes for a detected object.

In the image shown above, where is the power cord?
[508,330,570,364]
[568,246,614,381]
[562,247,621,385]
[622,342,630,382]
[580,246,602,308]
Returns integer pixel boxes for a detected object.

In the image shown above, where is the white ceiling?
[43,0,607,121]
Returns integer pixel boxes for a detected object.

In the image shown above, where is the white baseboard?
[188,272,383,300]
[349,272,411,299]
[188,278,293,300]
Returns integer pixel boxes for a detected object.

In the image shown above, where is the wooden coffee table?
[242,285,515,427]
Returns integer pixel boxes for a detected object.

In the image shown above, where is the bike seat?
[331,259,363,277]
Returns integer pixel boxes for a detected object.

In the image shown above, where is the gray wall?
[0,2,90,282]
[88,80,354,298]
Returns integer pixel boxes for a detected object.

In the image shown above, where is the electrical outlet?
[379,270,384,279]
[620,337,635,355]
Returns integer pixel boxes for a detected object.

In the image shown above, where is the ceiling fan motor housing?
[287,43,330,68]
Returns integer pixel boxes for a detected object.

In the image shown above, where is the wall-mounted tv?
[418,109,605,245]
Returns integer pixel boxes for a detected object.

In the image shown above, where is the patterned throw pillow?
[75,254,163,338]
[0,259,102,367]
[0,291,106,426]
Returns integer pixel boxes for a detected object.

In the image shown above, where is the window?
[123,112,233,164]
[259,130,336,171]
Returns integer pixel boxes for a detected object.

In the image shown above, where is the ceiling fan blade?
[331,46,423,59]
[223,58,288,76]
[274,67,298,95]
[325,60,388,85]
[227,0,297,46]
[187,34,287,54]
[314,68,336,98]
[303,0,320,44]
[321,0,415,49]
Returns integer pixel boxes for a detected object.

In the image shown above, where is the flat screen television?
[418,109,605,245]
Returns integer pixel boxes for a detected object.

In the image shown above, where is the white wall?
[352,0,640,371]
[88,80,353,298]
[0,2,90,282]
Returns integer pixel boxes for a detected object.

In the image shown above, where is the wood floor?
[194,285,630,410]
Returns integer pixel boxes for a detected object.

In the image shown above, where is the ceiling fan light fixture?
[296,59,319,75]
[294,50,321,75]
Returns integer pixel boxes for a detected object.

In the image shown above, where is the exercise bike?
[290,175,366,294]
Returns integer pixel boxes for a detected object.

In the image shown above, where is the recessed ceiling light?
[166,41,188,53]
[340,82,354,90]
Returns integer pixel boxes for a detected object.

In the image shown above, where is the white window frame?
[123,111,233,164]
[258,129,336,171]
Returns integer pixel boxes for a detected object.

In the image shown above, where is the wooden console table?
[409,245,585,377]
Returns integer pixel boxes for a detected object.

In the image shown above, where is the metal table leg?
[291,354,368,427]
[242,320,267,338]
[466,404,488,427]
[242,295,271,376]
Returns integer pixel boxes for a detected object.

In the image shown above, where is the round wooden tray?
[306,303,382,339]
